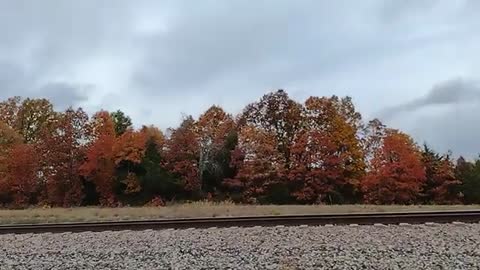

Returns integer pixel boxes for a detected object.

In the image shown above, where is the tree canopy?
[0,92,478,208]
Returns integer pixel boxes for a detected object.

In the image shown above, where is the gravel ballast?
[1,223,479,269]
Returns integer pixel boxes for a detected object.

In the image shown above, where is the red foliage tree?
[38,108,91,206]
[226,125,285,202]
[164,116,201,193]
[362,130,426,204]
[289,130,343,203]
[80,111,117,205]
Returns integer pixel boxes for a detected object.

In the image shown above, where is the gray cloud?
[0,61,31,97]
[0,1,135,104]
[390,101,480,159]
[378,78,480,158]
[34,82,92,110]
[380,78,480,119]
[411,107,480,159]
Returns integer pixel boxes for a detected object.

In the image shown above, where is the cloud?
[34,82,92,110]
[0,61,32,97]
[0,1,136,107]
[392,101,480,159]
[377,78,480,158]
[379,78,480,119]
[411,105,480,159]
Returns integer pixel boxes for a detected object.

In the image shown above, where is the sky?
[0,0,480,157]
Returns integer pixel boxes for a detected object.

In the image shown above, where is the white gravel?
[1,223,480,269]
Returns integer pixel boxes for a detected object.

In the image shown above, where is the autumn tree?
[112,129,147,196]
[239,90,302,169]
[289,130,341,203]
[289,96,365,203]
[3,92,480,207]
[0,123,25,205]
[226,125,287,203]
[0,144,40,207]
[362,130,426,204]
[421,144,461,204]
[0,122,22,155]
[363,118,387,167]
[141,125,165,148]
[16,98,57,143]
[0,97,21,128]
[111,110,133,136]
[38,108,91,206]
[231,90,301,203]
[164,116,201,195]
[80,111,117,205]
[0,97,57,143]
[196,105,236,194]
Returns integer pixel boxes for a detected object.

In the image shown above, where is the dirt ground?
[0,202,478,224]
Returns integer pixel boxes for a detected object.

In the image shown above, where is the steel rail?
[1,210,479,234]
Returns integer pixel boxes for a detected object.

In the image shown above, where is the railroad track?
[1,210,480,234]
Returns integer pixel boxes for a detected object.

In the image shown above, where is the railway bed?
[1,209,480,234]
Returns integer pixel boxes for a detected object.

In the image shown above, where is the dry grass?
[0,202,478,225]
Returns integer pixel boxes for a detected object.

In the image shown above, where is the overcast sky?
[1,0,480,157]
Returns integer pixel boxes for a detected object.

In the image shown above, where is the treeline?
[0,90,479,208]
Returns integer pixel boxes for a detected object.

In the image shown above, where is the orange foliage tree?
[290,96,365,203]
[112,129,147,194]
[362,130,426,204]
[1,144,40,207]
[80,111,117,205]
